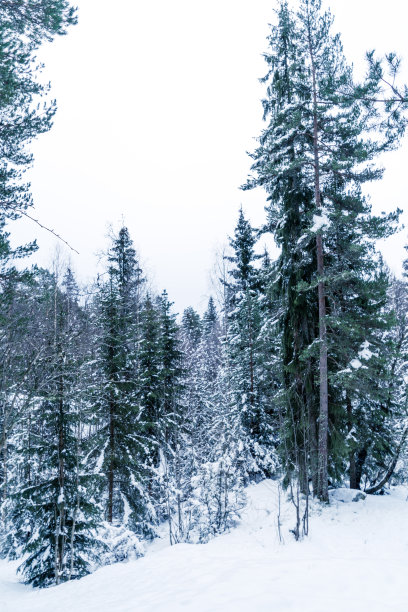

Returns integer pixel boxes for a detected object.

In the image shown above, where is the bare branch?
[19,208,79,255]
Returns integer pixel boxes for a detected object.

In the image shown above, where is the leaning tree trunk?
[365,427,408,495]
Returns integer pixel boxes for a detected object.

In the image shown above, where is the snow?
[330,488,366,503]
[94,443,107,474]
[311,212,330,233]
[1,481,408,612]
[358,340,376,361]
[349,342,376,370]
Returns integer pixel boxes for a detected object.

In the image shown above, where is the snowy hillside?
[1,480,407,612]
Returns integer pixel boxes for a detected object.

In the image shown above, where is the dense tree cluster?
[0,225,268,585]
[1,0,408,589]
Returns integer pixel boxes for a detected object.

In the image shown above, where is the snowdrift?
[1,480,407,612]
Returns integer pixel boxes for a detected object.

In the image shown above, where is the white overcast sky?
[10,0,408,314]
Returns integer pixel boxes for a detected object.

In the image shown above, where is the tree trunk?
[365,427,408,494]
[108,393,115,524]
[307,7,329,502]
[298,450,309,496]
[349,454,358,489]
[56,359,66,585]
[1,438,7,505]
[355,448,367,490]
[346,395,358,489]
[316,254,329,502]
[308,402,319,494]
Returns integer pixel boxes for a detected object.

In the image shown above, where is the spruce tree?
[181,307,202,347]
[224,209,277,478]
[2,267,101,587]
[152,291,184,533]
[93,227,153,536]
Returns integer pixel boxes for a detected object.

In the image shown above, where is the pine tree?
[93,227,153,536]
[0,227,38,506]
[0,1,76,224]
[152,291,185,537]
[224,209,277,478]
[351,265,408,492]
[2,266,101,587]
[0,0,76,517]
[138,293,162,468]
[244,0,406,500]
[181,307,202,347]
[156,291,184,452]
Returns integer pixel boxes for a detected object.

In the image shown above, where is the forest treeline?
[1,0,408,589]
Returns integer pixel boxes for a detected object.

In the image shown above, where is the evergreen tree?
[138,293,162,468]
[93,227,153,536]
[156,290,184,451]
[181,307,202,347]
[224,209,277,478]
[0,0,76,224]
[244,0,406,500]
[0,229,37,505]
[0,0,76,516]
[152,291,184,534]
[2,267,101,587]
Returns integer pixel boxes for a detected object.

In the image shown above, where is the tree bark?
[108,392,115,524]
[307,15,329,501]
[355,448,367,490]
[316,234,329,502]
[347,395,358,489]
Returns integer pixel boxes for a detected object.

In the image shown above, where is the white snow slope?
[1,481,407,612]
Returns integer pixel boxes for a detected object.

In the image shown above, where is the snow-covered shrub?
[95,523,145,566]
[189,454,246,543]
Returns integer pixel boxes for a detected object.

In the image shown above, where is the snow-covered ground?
[1,481,407,612]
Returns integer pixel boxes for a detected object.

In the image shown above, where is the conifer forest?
[1,1,408,609]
